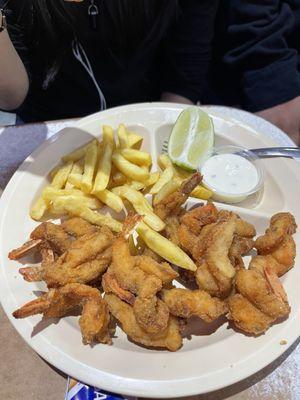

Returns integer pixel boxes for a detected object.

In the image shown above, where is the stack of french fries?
[29,124,212,271]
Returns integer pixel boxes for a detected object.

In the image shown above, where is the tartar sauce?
[201,153,259,203]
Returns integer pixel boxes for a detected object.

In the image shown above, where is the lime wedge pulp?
[168,107,214,171]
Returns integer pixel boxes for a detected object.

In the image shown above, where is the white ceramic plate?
[0,103,300,398]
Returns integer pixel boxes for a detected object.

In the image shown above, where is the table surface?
[1,106,299,400]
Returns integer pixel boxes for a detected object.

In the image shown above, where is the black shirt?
[205,0,300,112]
[1,0,219,122]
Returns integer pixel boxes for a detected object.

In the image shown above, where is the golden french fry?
[49,165,61,181]
[137,222,196,271]
[71,160,84,175]
[30,161,74,220]
[158,154,173,170]
[64,182,74,190]
[112,152,149,182]
[51,161,73,189]
[127,131,143,149]
[92,125,114,193]
[191,185,213,200]
[109,169,127,188]
[93,189,123,213]
[49,191,101,210]
[121,148,152,167]
[158,154,191,179]
[52,197,122,232]
[113,186,165,231]
[153,178,182,206]
[117,124,129,149]
[30,197,48,221]
[81,140,98,193]
[150,167,173,195]
[62,139,98,162]
[43,187,84,199]
[129,181,145,191]
[68,173,82,189]
[145,172,160,187]
[42,187,101,209]
[66,160,83,188]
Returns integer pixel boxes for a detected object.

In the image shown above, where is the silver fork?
[161,140,300,159]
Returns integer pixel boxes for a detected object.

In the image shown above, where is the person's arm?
[223,0,300,144]
[161,0,219,104]
[0,6,29,110]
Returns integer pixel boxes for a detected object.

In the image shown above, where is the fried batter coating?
[43,228,113,287]
[228,256,290,335]
[164,216,181,246]
[195,260,220,297]
[269,236,296,275]
[13,283,111,344]
[255,212,297,253]
[105,293,182,351]
[191,223,217,260]
[192,217,237,298]
[235,269,289,318]
[229,236,254,269]
[135,255,178,285]
[180,203,218,235]
[154,172,202,220]
[177,223,198,255]
[106,215,170,334]
[44,247,112,287]
[203,217,237,297]
[62,217,98,238]
[228,294,274,335]
[161,288,227,322]
[218,210,256,238]
[30,222,72,254]
[102,271,135,304]
[254,234,296,277]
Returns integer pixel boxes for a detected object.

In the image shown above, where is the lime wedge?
[168,107,214,171]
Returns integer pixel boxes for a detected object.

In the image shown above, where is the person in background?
[0,0,219,123]
[205,0,300,145]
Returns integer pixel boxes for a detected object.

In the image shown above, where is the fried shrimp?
[43,228,114,287]
[44,247,112,287]
[196,216,237,298]
[161,288,227,322]
[254,212,297,276]
[135,255,178,285]
[105,293,182,351]
[228,256,290,335]
[154,172,202,220]
[18,246,56,282]
[61,217,99,238]
[269,235,296,275]
[255,212,297,253]
[229,236,254,269]
[180,203,218,235]
[104,214,170,334]
[30,222,72,254]
[164,216,181,246]
[218,210,256,238]
[13,283,111,344]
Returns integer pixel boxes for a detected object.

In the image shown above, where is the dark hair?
[18,0,179,85]
[30,1,179,76]
[4,0,178,83]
